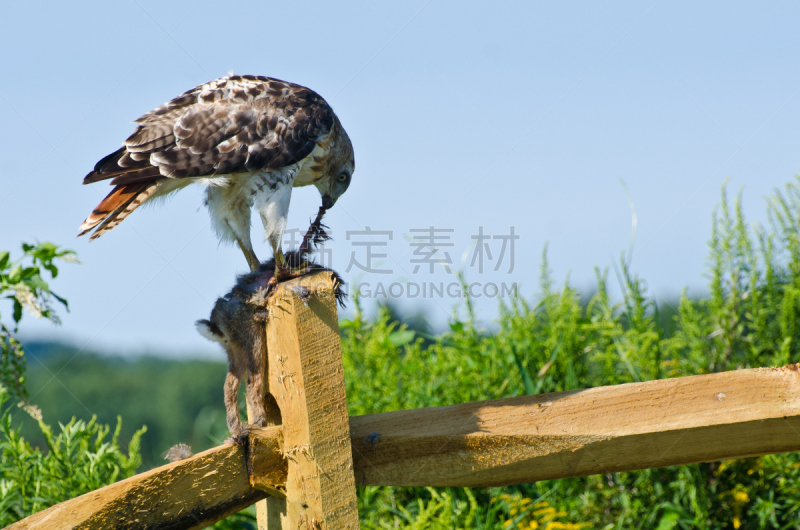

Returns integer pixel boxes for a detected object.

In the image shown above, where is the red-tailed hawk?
[79,74,354,273]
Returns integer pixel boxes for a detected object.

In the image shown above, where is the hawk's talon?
[264,263,313,298]
[273,266,305,284]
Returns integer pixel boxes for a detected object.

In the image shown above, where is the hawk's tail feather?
[83,147,160,185]
[78,181,160,240]
[83,148,127,184]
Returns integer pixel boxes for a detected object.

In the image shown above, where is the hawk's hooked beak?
[322,179,336,209]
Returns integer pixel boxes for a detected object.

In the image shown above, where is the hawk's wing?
[80,75,334,238]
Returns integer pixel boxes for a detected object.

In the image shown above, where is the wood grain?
[350,364,800,486]
[262,272,360,529]
[7,435,281,530]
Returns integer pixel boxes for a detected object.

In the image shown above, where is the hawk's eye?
[337,173,348,183]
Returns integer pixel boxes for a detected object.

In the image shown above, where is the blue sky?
[2,1,800,356]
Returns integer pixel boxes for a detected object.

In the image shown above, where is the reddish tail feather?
[78,181,160,240]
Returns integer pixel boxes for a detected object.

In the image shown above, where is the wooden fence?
[10,272,800,529]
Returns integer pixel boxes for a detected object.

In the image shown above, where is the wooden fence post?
[251,271,359,529]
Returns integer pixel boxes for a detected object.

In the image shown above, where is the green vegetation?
[0,243,146,527]
[0,242,77,405]
[20,350,230,467]
[0,386,145,527]
[5,175,800,528]
[343,178,800,529]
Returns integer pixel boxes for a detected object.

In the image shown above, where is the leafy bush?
[0,384,145,526]
[0,242,77,404]
[0,243,147,526]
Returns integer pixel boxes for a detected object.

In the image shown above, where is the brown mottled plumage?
[79,74,354,272]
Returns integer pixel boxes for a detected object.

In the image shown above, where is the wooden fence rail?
[10,274,800,529]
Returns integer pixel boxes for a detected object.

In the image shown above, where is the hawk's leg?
[206,184,258,272]
[237,238,260,272]
[267,207,330,289]
[255,175,300,286]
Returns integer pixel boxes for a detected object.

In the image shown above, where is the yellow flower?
[540,510,565,523]
[504,520,513,528]
[528,521,539,529]
[511,508,519,516]
[733,517,741,529]
[733,490,750,504]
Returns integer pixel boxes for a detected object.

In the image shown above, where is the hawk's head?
[315,116,354,210]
